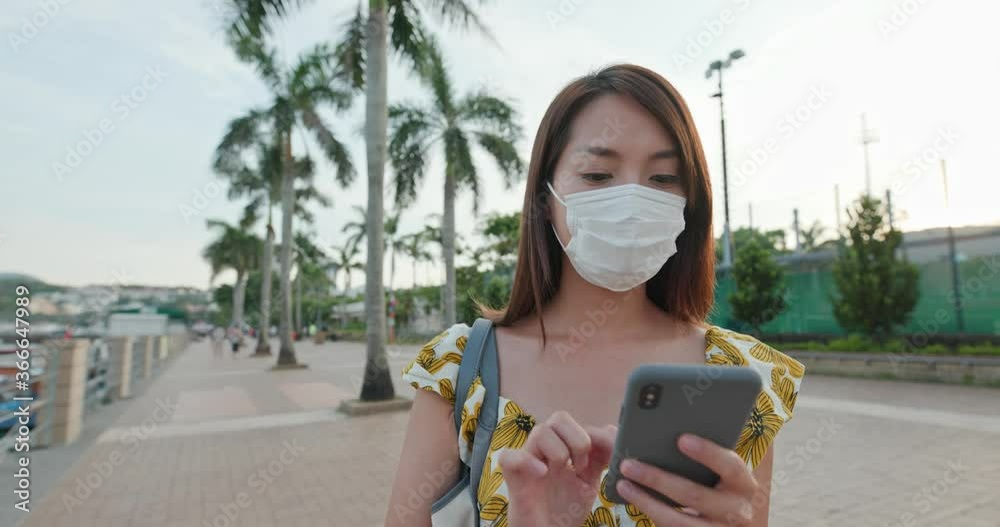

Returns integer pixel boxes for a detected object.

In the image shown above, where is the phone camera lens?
[639,384,661,409]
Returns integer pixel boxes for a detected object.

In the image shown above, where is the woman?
[388,64,804,527]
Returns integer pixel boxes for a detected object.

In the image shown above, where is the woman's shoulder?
[705,325,804,375]
[400,323,473,405]
[705,325,804,421]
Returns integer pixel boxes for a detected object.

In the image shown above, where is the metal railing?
[0,343,60,450]
[131,337,146,386]
[84,339,110,413]
[0,333,188,451]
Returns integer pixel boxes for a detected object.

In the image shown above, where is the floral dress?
[401,324,805,527]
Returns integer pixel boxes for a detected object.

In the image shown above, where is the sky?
[2,0,999,289]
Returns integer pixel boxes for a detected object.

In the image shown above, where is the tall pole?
[941,160,965,333]
[861,113,879,197]
[748,202,754,231]
[716,69,734,267]
[793,208,801,253]
[707,50,745,266]
[885,189,895,230]
[834,184,842,235]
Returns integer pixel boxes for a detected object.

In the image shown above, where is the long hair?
[484,64,715,331]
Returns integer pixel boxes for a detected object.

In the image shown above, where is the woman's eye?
[650,174,680,186]
[581,172,612,182]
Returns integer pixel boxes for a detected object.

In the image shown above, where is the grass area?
[782,335,1000,356]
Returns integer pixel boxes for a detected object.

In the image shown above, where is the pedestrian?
[211,326,224,358]
[228,325,241,356]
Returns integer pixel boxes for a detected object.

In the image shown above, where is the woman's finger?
[614,479,712,527]
[678,434,757,495]
[619,459,751,522]
[580,425,616,481]
[497,446,547,486]
[525,422,573,470]
[547,411,593,472]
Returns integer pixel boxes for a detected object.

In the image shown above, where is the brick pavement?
[11,338,1000,526]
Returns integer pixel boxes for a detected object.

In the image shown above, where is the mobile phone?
[603,364,762,507]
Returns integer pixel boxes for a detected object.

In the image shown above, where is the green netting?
[709,254,1000,335]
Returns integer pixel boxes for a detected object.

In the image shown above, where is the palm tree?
[292,232,328,335]
[214,130,280,355]
[342,205,369,253]
[214,133,334,355]
[799,220,827,253]
[332,240,364,294]
[203,218,262,330]
[221,29,355,367]
[227,0,495,400]
[388,39,524,325]
[399,230,432,287]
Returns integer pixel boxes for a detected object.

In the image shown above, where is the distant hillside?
[0,272,44,283]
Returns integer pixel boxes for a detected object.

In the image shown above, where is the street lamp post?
[706,49,745,267]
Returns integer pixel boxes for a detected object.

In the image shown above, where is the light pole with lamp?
[706,49,745,267]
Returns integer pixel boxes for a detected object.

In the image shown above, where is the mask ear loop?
[546,181,570,250]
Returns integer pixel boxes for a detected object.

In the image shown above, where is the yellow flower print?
[584,506,620,527]
[438,378,455,403]
[490,400,535,450]
[414,331,463,375]
[770,365,797,416]
[706,334,747,366]
[478,455,509,527]
[735,391,784,468]
[749,342,804,378]
[460,397,482,446]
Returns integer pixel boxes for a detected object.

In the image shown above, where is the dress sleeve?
[738,339,805,470]
[401,323,472,406]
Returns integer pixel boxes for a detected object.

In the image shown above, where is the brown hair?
[485,64,715,329]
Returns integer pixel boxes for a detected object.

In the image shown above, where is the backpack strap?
[468,321,500,507]
[453,318,494,437]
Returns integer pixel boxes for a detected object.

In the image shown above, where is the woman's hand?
[615,434,761,526]
[498,412,616,527]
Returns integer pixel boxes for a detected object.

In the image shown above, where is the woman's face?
[549,93,684,245]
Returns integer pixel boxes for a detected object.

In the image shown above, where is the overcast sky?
[3,0,998,288]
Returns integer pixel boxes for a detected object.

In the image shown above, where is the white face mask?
[548,182,687,292]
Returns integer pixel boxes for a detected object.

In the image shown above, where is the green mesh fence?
[709,254,1000,335]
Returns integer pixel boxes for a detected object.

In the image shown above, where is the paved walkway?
[9,339,1000,526]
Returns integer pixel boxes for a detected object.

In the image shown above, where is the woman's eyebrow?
[578,145,620,158]
[650,148,679,160]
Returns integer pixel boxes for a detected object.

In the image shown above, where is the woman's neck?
[541,260,665,337]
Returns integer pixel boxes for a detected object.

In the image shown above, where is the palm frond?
[226,30,284,88]
[457,91,520,136]
[225,0,311,40]
[289,43,352,109]
[213,111,268,176]
[443,127,478,213]
[474,131,524,188]
[388,104,437,209]
[419,0,497,44]
[300,107,356,187]
[334,3,367,89]
[387,0,429,71]
[415,36,455,118]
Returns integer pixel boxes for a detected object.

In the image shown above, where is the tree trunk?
[232,270,247,329]
[254,217,274,355]
[277,131,298,365]
[442,171,457,326]
[295,269,303,335]
[360,1,394,401]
